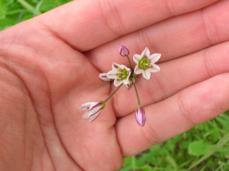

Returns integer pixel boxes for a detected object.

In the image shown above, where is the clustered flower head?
[81,46,161,127]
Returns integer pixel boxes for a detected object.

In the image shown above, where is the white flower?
[99,63,131,87]
[80,102,105,121]
[133,47,161,80]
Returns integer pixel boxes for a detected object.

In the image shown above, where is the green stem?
[125,54,133,68]
[103,84,122,103]
[131,156,136,171]
[17,0,40,15]
[35,0,43,14]
[133,83,141,107]
[125,55,142,108]
[6,9,26,15]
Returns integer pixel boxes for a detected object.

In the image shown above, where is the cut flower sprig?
[119,46,146,126]
[81,46,161,126]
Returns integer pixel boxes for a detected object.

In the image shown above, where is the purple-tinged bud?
[81,101,105,121]
[119,45,129,57]
[135,107,146,127]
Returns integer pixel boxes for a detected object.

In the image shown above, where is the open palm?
[0,0,229,170]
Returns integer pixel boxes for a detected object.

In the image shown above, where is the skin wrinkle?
[0,62,37,170]
[201,9,215,46]
[36,20,81,53]
[147,74,167,101]
[0,23,121,170]
[203,49,214,78]
[22,88,31,171]
[176,92,196,126]
[140,120,162,146]
[29,53,83,170]
[165,0,176,16]
[44,73,84,171]
[138,29,154,53]
[98,0,125,37]
[0,39,75,170]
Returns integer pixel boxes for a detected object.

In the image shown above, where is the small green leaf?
[188,140,211,156]
[0,0,7,19]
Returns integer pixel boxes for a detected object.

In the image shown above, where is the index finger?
[36,0,219,51]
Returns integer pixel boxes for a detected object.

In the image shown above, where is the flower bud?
[119,45,129,57]
[135,107,146,126]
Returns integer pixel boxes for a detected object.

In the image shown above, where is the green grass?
[0,0,69,29]
[121,113,229,171]
[1,1,229,170]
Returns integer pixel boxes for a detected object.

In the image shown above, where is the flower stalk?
[103,84,123,103]
[120,46,146,126]
[81,46,161,127]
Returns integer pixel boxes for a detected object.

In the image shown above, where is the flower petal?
[107,70,117,79]
[127,69,131,78]
[125,66,131,72]
[83,109,96,119]
[123,79,131,86]
[142,47,151,57]
[99,73,111,81]
[149,53,161,63]
[119,64,131,71]
[80,102,97,110]
[82,110,101,121]
[114,79,122,87]
[88,111,101,122]
[149,64,160,72]
[82,111,90,119]
[134,66,143,75]
[142,71,152,80]
[112,63,120,69]
[82,103,103,121]
[133,54,142,63]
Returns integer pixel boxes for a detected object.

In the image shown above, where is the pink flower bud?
[119,45,129,57]
[135,107,146,126]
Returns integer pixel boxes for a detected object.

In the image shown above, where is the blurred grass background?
[0,0,229,170]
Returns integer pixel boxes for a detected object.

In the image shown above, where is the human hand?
[0,0,229,170]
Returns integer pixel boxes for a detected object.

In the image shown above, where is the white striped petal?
[142,47,151,57]
[133,54,142,63]
[134,66,143,75]
[149,53,161,63]
[99,73,111,81]
[142,71,151,80]
[80,102,98,110]
[114,79,122,87]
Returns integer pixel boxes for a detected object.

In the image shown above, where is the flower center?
[138,56,151,70]
[117,68,129,81]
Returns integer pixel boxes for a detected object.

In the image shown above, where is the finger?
[36,0,219,50]
[89,0,229,71]
[117,73,229,155]
[114,41,229,116]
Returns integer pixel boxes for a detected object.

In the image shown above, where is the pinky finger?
[116,73,229,156]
